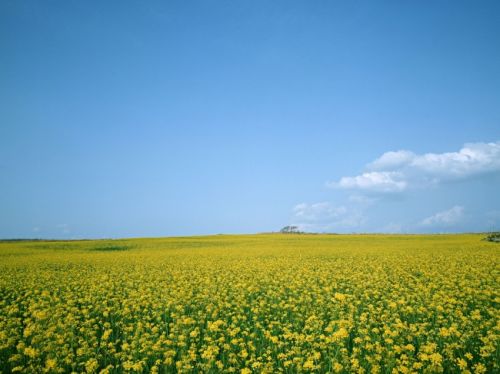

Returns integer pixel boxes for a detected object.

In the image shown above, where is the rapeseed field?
[0,234,498,373]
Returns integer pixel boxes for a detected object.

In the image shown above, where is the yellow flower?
[334,293,346,302]
[430,353,443,366]
[303,360,315,370]
[45,358,57,370]
[332,362,343,372]
[85,358,98,373]
[473,363,487,373]
[23,347,37,359]
[457,358,467,370]
[333,327,349,340]
[101,329,112,341]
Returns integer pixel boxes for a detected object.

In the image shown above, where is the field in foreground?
[0,234,498,373]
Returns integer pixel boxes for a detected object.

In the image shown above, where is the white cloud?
[330,171,407,193]
[410,142,500,178]
[291,202,365,232]
[331,141,500,193]
[421,206,464,226]
[368,150,415,171]
[293,202,347,222]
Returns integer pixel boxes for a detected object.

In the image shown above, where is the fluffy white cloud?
[410,142,500,178]
[421,206,464,226]
[330,171,408,193]
[332,141,500,193]
[368,150,415,171]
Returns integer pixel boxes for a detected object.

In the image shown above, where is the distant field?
[0,234,498,373]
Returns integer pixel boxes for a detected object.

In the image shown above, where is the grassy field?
[0,234,498,373]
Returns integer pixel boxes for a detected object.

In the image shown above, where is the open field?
[0,234,498,373]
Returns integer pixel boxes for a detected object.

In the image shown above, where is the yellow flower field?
[0,234,498,373]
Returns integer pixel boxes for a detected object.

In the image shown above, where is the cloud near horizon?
[328,141,500,193]
[291,202,365,232]
[420,206,465,227]
[291,141,499,233]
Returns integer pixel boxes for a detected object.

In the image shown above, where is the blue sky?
[1,1,499,238]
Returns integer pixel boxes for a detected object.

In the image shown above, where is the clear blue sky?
[1,1,500,238]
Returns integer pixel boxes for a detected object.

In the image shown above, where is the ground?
[0,234,498,373]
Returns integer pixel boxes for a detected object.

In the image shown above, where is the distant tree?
[484,232,500,243]
[280,226,300,234]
